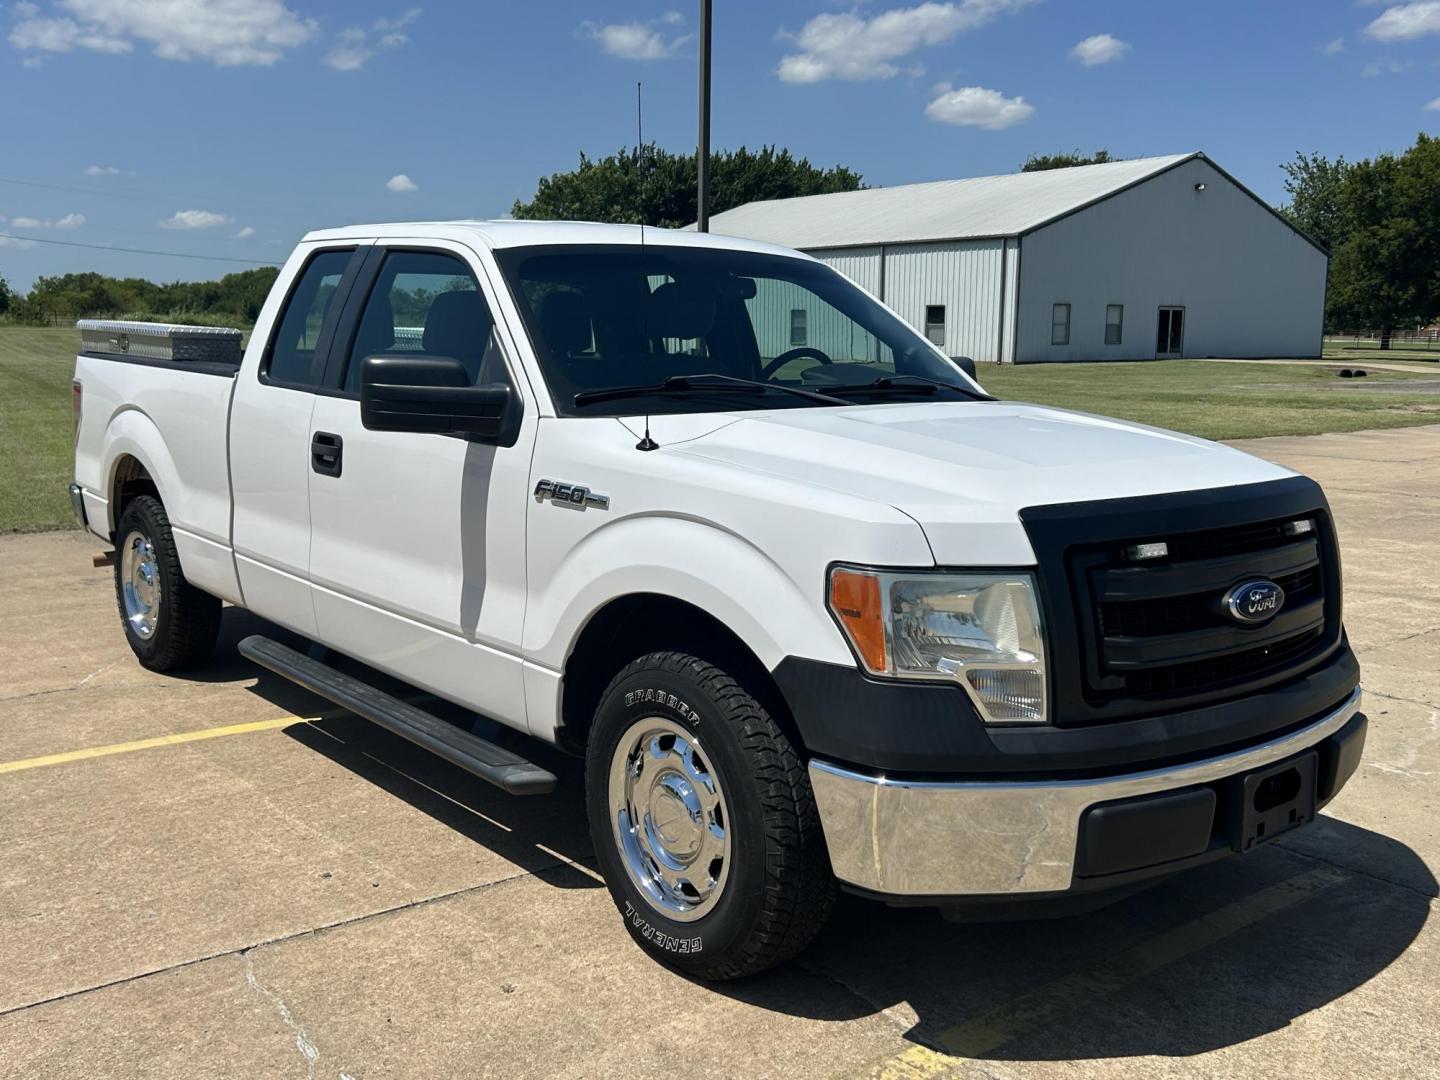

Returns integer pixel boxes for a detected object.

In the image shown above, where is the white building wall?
[882,240,1004,362]
[1014,157,1327,363]
[809,246,883,296]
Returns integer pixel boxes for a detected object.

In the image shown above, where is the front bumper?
[809,686,1365,899]
[68,482,88,528]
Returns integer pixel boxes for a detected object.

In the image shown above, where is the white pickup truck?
[71,221,1365,979]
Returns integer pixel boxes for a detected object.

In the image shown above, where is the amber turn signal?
[828,568,888,674]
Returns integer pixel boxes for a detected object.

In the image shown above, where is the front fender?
[524,512,855,673]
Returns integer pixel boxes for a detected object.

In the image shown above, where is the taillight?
[72,380,82,442]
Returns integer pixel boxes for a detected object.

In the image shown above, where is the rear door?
[229,243,367,637]
[305,239,537,729]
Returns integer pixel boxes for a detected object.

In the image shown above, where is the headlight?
[828,567,1048,725]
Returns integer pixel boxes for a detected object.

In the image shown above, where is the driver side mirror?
[360,355,519,445]
[950,355,979,381]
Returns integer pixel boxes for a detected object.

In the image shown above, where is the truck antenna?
[635,80,659,452]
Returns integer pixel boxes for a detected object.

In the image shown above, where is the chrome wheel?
[120,529,161,640]
[609,716,731,922]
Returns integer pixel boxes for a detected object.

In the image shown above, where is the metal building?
[707,152,1328,363]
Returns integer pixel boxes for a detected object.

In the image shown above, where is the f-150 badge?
[534,479,610,510]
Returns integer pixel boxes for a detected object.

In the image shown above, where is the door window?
[342,250,505,393]
[265,248,355,387]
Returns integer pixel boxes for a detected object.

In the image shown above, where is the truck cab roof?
[301,219,806,258]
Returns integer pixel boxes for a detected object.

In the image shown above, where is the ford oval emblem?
[1225,579,1285,624]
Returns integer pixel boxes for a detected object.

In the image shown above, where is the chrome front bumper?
[808,687,1364,897]
[68,482,88,528]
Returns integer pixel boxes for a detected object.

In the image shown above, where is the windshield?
[495,244,980,416]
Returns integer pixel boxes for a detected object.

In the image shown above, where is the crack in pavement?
[0,864,554,1019]
[244,949,319,1080]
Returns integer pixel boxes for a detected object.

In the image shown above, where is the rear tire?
[113,495,221,672]
[586,651,835,980]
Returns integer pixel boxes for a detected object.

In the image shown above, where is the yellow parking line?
[861,865,1349,1078]
[0,714,321,775]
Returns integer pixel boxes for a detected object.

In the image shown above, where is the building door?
[1156,306,1185,358]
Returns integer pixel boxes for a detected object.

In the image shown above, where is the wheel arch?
[101,409,179,537]
[556,593,803,759]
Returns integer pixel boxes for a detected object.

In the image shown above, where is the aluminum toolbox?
[77,320,243,365]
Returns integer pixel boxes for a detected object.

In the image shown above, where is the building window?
[1051,303,1071,346]
[789,308,807,347]
[1105,304,1124,345]
[924,305,946,346]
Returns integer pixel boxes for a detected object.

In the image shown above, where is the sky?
[2,0,1439,291]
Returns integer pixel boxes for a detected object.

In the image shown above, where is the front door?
[305,241,537,729]
[1156,306,1185,359]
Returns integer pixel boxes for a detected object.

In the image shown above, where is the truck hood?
[665,401,1294,565]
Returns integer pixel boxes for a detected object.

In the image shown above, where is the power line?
[0,173,328,219]
[0,232,283,266]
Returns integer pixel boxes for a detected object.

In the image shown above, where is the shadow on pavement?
[721,817,1436,1060]
[207,610,1433,1059]
[208,607,600,891]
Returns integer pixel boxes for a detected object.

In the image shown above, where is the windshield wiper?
[821,374,991,400]
[574,373,849,408]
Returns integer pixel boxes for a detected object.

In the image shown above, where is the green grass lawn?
[1,327,83,533]
[982,360,1440,441]
[3,326,1439,532]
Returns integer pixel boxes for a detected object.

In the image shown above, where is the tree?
[1020,150,1114,172]
[512,144,864,227]
[1278,151,1352,251]
[1282,135,1440,343]
[0,273,11,317]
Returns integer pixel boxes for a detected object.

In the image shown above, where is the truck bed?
[72,321,245,605]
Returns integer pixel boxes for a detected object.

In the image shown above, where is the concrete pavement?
[1,424,1438,1079]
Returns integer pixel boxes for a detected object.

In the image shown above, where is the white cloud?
[777,0,1035,83]
[925,83,1034,129]
[1069,33,1129,67]
[9,15,130,54]
[1364,2,1440,42]
[235,225,256,238]
[1319,37,1345,55]
[160,209,231,229]
[0,236,37,248]
[13,2,41,16]
[324,7,418,71]
[385,173,417,193]
[84,163,120,175]
[8,212,85,228]
[583,16,691,60]
[1426,96,1440,110]
[10,0,317,67]
[1363,57,1413,76]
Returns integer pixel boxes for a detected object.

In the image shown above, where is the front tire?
[586,651,835,980]
[113,495,221,672]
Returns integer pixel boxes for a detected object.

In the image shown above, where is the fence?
[1324,329,1440,353]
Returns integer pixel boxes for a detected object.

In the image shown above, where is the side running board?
[238,635,557,795]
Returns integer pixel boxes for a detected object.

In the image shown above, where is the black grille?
[1020,478,1345,726]
[1098,566,1322,638]
[1078,516,1332,710]
[1119,627,1325,698]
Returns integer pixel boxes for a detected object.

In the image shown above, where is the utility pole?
[696,0,712,231]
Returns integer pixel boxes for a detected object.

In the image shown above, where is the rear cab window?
[263,248,358,388]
